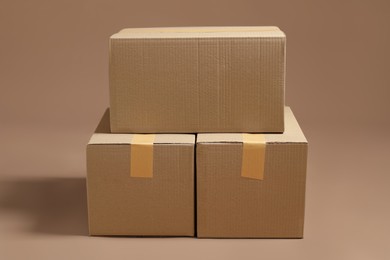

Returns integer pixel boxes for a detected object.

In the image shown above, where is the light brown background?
[1,0,389,259]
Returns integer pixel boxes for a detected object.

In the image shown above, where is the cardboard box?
[86,109,195,236]
[196,107,308,238]
[109,26,286,133]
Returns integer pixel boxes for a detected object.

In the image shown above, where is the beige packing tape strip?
[241,134,266,180]
[130,134,155,178]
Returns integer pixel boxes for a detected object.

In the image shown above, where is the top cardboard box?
[109,27,286,133]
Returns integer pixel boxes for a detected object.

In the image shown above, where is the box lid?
[111,26,285,39]
[197,107,307,144]
[88,109,195,145]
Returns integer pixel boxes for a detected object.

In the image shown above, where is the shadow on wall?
[0,177,88,236]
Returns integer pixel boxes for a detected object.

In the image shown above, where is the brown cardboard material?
[196,107,308,238]
[86,109,195,236]
[109,26,286,133]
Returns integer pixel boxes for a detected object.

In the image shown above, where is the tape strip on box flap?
[130,134,155,178]
[241,134,266,180]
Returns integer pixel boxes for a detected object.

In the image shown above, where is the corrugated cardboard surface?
[89,109,195,144]
[86,111,195,236]
[197,107,307,143]
[196,107,308,238]
[109,26,285,133]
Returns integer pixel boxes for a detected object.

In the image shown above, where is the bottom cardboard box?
[196,107,308,238]
[86,109,195,236]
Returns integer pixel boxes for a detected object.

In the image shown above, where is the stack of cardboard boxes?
[86,27,308,238]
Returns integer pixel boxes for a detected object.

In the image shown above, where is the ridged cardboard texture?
[86,109,195,236]
[196,107,308,238]
[109,26,285,133]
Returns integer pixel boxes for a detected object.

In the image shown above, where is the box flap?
[111,26,285,39]
[154,135,195,144]
[265,107,307,143]
[197,107,307,144]
[88,109,195,145]
[196,133,243,143]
